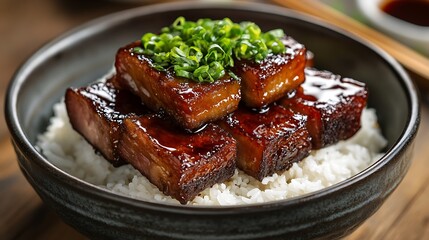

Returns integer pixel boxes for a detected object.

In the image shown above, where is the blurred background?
[1,0,428,239]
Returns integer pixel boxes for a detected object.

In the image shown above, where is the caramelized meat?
[65,78,149,166]
[233,36,307,108]
[219,105,311,180]
[119,116,236,204]
[280,68,368,149]
[115,42,241,130]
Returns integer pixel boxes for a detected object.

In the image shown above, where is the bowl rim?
[5,1,420,214]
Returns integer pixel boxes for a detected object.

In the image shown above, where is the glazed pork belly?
[219,105,311,181]
[65,78,148,166]
[119,116,236,204]
[280,68,368,149]
[115,42,241,130]
[66,78,237,203]
[233,36,307,108]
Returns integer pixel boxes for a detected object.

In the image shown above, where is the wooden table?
[1,1,428,239]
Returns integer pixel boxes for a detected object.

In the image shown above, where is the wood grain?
[0,138,44,240]
[0,0,143,141]
[347,105,429,240]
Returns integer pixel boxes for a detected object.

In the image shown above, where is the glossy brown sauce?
[301,69,366,107]
[381,0,429,26]
[279,68,367,149]
[80,81,149,122]
[134,116,230,165]
[224,104,307,141]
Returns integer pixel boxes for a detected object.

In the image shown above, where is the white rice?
[37,102,387,206]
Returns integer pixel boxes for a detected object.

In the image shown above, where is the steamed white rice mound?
[37,102,387,206]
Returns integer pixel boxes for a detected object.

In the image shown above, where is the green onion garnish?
[134,17,286,83]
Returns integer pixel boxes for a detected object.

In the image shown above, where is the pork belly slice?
[118,116,237,204]
[65,78,149,166]
[233,36,307,108]
[280,68,368,149]
[219,105,311,181]
[114,42,241,130]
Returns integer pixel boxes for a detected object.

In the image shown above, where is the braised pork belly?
[66,79,236,203]
[115,42,241,130]
[219,105,311,180]
[233,36,307,108]
[280,68,368,149]
[65,78,148,166]
[65,67,367,202]
[64,18,369,203]
[119,116,236,204]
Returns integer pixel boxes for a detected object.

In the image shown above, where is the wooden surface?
[1,0,428,239]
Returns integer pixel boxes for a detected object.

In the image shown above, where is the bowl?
[356,0,429,56]
[5,2,420,239]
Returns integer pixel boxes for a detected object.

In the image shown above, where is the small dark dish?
[5,2,420,240]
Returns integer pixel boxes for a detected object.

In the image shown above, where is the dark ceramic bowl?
[5,2,420,240]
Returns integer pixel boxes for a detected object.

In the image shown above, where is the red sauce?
[381,0,429,26]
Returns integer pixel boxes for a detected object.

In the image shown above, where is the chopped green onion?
[133,17,287,83]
